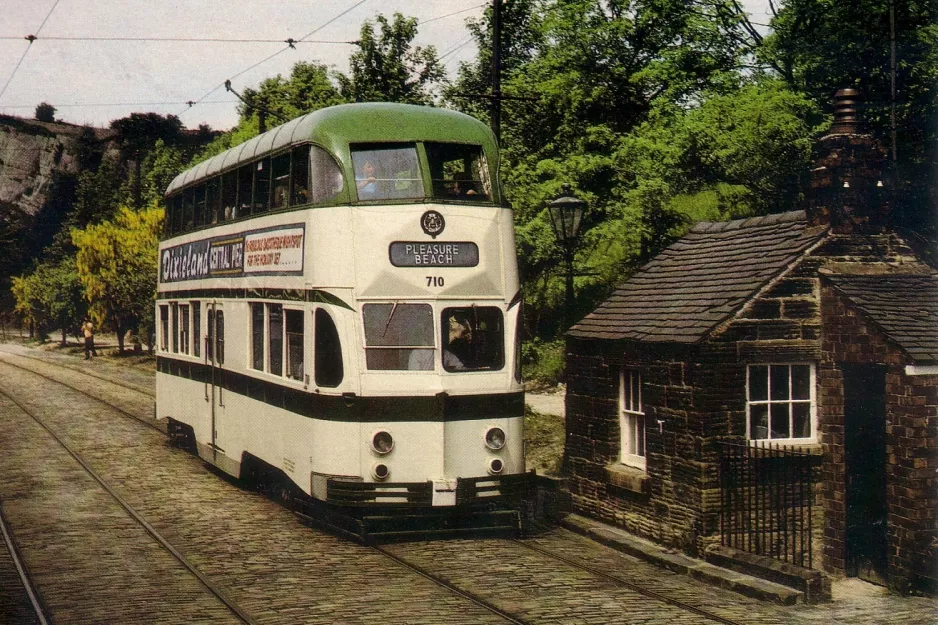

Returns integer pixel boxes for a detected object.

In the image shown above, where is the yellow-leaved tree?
[72,204,164,354]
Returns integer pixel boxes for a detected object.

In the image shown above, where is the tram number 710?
[426,276,445,288]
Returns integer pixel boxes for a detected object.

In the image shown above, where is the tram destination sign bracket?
[389,242,479,267]
[161,224,305,283]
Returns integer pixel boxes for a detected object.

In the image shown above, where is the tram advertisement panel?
[161,224,305,283]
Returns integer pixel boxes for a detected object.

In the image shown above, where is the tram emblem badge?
[420,210,445,238]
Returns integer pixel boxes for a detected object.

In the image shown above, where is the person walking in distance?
[82,317,97,359]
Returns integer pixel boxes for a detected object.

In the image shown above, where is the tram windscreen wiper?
[382,302,398,338]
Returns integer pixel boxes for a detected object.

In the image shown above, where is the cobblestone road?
[0,341,935,624]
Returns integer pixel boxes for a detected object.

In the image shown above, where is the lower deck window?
[159,305,169,351]
[441,307,504,372]
[285,309,304,381]
[363,303,434,370]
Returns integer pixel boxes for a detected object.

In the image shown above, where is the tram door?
[206,303,226,462]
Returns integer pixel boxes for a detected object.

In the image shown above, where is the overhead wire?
[417,4,486,26]
[178,0,372,117]
[0,35,355,44]
[0,0,62,101]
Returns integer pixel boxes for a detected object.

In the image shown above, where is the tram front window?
[441,307,504,372]
[363,303,434,370]
[427,143,491,201]
[351,145,423,201]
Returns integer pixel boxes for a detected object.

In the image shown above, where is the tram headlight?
[371,430,394,455]
[484,426,506,451]
[373,463,390,481]
[488,458,504,475]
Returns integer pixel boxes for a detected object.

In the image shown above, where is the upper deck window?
[351,145,423,201]
[426,143,491,201]
[309,146,343,204]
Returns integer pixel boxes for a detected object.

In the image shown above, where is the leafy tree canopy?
[34,102,56,122]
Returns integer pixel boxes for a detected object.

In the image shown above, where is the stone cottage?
[564,90,937,593]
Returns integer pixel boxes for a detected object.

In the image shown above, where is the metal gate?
[718,441,816,568]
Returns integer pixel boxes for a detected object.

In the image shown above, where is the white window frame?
[619,368,646,470]
[746,363,817,444]
[179,303,190,355]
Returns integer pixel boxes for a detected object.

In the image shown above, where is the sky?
[0,1,773,131]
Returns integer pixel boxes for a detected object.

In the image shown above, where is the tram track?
[0,350,163,435]
[0,355,531,624]
[0,384,259,625]
[0,499,47,625]
[1,349,753,625]
[0,345,156,398]
[511,538,748,625]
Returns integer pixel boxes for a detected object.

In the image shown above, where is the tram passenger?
[443,315,473,371]
[356,160,378,198]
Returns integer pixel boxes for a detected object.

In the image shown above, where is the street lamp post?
[548,186,586,329]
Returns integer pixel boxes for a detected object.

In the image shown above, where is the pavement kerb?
[560,513,804,605]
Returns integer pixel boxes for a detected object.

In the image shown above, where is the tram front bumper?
[324,471,534,507]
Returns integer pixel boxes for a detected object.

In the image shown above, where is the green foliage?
[761,0,938,232]
[34,102,56,123]
[10,258,85,343]
[338,13,446,105]
[192,116,261,163]
[243,61,346,122]
[141,139,186,206]
[71,204,163,353]
[521,338,566,387]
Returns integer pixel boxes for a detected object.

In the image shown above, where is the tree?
[34,102,56,123]
[760,0,938,233]
[71,204,163,354]
[337,13,446,104]
[242,61,347,123]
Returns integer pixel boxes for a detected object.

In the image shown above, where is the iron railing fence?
[718,441,816,569]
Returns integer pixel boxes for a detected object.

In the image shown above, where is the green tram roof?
[166,102,498,197]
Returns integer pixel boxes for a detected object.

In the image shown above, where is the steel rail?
[0,347,155,398]
[0,501,49,625]
[0,382,259,625]
[0,353,162,434]
[371,543,535,625]
[513,539,748,625]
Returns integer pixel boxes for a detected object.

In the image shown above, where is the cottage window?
[619,369,646,470]
[747,364,816,442]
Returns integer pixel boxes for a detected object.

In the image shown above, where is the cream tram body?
[156,103,525,507]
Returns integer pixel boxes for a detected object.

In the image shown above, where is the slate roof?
[825,273,938,364]
[568,210,827,343]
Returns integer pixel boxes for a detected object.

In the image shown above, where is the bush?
[521,337,565,387]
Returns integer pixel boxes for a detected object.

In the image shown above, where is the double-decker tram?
[156,103,529,538]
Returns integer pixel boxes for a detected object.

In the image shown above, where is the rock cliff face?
[0,115,115,217]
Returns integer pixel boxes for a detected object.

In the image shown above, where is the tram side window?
[309,146,343,204]
[291,145,311,205]
[351,145,423,201]
[172,194,184,235]
[271,153,290,210]
[237,164,253,218]
[179,304,190,355]
[205,178,220,226]
[315,308,343,387]
[285,309,304,381]
[441,307,504,372]
[254,158,270,214]
[250,303,265,371]
[268,303,283,376]
[207,309,215,361]
[171,303,179,353]
[221,170,237,222]
[363,303,434,371]
[192,302,201,358]
[426,143,491,201]
[193,184,206,229]
[215,311,225,364]
[183,189,195,231]
[159,305,169,351]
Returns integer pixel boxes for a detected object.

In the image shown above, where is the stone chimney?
[804,88,891,233]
